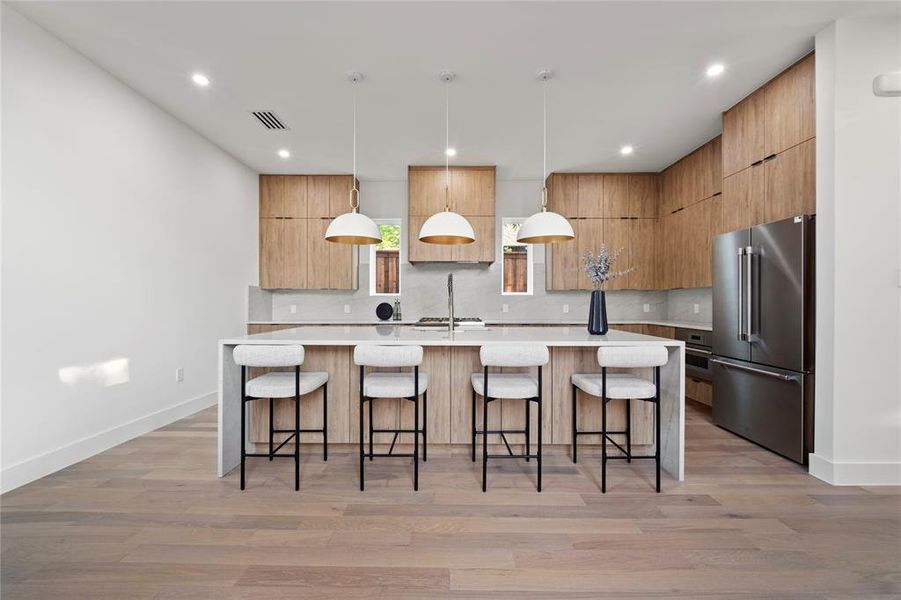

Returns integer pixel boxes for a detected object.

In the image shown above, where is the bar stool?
[233,345,329,491]
[471,344,548,493]
[354,345,428,491]
[571,345,668,493]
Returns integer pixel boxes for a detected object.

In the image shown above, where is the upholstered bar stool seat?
[233,344,329,491]
[355,344,428,491]
[571,373,656,400]
[246,371,329,398]
[472,344,549,493]
[570,345,668,493]
[470,373,538,399]
[364,372,430,399]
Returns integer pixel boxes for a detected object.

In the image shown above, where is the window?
[370,220,401,295]
[501,219,533,295]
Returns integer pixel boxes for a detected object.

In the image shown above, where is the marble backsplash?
[249,263,711,326]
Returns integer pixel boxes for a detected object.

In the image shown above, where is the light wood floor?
[2,402,899,599]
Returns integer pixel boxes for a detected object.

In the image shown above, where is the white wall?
[812,17,901,485]
[0,7,258,492]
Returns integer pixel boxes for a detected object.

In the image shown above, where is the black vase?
[587,289,608,335]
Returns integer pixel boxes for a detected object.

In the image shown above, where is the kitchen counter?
[246,319,712,331]
[219,326,685,484]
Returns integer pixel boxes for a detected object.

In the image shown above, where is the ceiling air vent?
[251,111,289,130]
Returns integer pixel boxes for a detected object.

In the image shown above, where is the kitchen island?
[218,326,685,481]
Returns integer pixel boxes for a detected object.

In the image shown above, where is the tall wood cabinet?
[407,166,496,263]
[259,174,359,290]
[720,52,816,233]
[545,173,659,290]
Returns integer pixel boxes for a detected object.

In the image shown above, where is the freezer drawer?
[711,356,811,464]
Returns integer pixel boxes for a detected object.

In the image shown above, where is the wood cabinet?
[685,376,712,406]
[719,163,765,234]
[657,197,714,289]
[660,136,721,215]
[547,173,659,218]
[722,89,765,178]
[407,166,496,262]
[764,138,816,223]
[259,174,359,290]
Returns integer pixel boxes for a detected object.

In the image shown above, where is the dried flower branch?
[582,244,634,289]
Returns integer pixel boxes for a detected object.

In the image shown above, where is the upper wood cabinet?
[407,166,496,262]
[723,53,815,177]
[546,173,660,218]
[408,166,495,217]
[660,136,721,215]
[719,163,765,234]
[763,138,815,223]
[259,174,359,290]
[603,218,656,291]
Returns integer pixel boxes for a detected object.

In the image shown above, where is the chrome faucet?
[447,273,454,333]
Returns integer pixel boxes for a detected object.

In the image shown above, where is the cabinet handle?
[750,160,763,166]
[764,154,777,161]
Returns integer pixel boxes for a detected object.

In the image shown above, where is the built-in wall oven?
[675,327,712,381]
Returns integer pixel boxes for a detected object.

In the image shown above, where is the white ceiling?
[10,1,896,180]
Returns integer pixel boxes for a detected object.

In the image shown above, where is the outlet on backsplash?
[344,304,350,314]
[563,304,570,314]
[643,303,650,313]
[694,304,700,314]
[502,304,509,313]
[290,305,297,314]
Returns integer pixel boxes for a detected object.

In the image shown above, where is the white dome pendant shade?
[326,72,381,246]
[517,69,574,245]
[418,70,476,246]
[418,210,476,244]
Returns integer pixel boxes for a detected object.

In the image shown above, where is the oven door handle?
[685,348,712,356]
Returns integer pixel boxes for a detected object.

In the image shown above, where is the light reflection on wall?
[58,357,130,387]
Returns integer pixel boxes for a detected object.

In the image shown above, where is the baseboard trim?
[809,453,901,486]
[1,392,216,494]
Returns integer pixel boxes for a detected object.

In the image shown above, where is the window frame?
[500,218,534,296]
[369,218,402,297]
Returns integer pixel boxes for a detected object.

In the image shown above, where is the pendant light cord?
[349,80,359,210]
[542,76,548,211]
[445,80,450,212]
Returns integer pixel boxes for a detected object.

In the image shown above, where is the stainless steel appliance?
[711,215,815,464]
[675,327,712,381]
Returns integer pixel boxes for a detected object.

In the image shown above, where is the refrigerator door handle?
[745,246,755,341]
[736,247,745,341]
[710,358,798,382]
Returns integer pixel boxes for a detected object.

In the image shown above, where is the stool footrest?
[365,453,417,458]
[273,428,325,434]
[607,455,656,460]
[575,430,627,436]
[371,428,422,434]
[244,452,296,459]
[486,454,540,459]
[474,429,527,435]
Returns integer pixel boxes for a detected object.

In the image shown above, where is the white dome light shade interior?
[418,211,475,245]
[516,210,575,244]
[325,210,382,244]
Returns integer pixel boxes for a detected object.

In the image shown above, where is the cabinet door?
[307,218,333,288]
[646,325,675,339]
[722,89,765,177]
[577,175,604,217]
[328,219,357,290]
[260,175,286,218]
[453,216,495,262]
[307,176,331,218]
[452,167,494,216]
[408,215,454,262]
[765,54,815,158]
[633,219,657,290]
[601,218,655,290]
[704,136,722,198]
[721,164,765,233]
[576,219,604,290]
[546,231,580,290]
[282,218,309,288]
[328,175,353,218]
[283,176,307,218]
[602,174,630,217]
[547,173,578,217]
[628,174,660,218]
[408,168,448,217]
[600,218,630,290]
[260,218,285,289]
[764,138,815,223]
[683,199,713,287]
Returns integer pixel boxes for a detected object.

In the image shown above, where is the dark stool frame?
[239,365,329,491]
[359,365,427,491]
[571,366,661,493]
[471,365,543,493]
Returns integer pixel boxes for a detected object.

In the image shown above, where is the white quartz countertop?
[246,319,712,331]
[223,325,686,347]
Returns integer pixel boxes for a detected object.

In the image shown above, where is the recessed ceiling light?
[191,72,210,87]
[620,145,634,156]
[445,147,457,157]
[277,149,291,159]
[706,63,725,78]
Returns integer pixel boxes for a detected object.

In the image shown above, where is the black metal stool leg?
[359,367,365,492]
[471,387,476,462]
[525,397,531,462]
[482,368,488,492]
[601,367,608,494]
[572,384,577,464]
[626,398,632,463]
[423,389,428,462]
[269,398,274,461]
[323,383,328,462]
[294,367,300,492]
[240,367,246,491]
[655,366,661,493]
[414,396,419,491]
[368,397,374,461]
[537,366,543,493]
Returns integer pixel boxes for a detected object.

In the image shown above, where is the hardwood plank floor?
[2,402,899,598]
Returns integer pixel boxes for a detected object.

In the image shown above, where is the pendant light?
[418,71,475,245]
[325,72,382,245]
[517,70,575,244]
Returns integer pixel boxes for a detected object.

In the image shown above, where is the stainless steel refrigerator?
[711,215,815,464]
